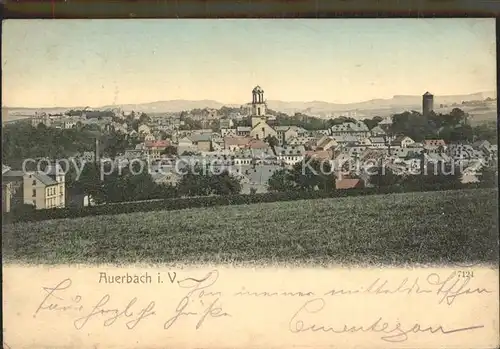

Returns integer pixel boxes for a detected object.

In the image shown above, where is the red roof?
[336,178,364,189]
[317,137,335,149]
[305,140,316,148]
[246,139,269,149]
[224,136,253,146]
[145,140,171,148]
[305,150,331,160]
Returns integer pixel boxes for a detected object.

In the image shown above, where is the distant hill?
[100,100,241,113]
[267,91,497,116]
[2,107,84,124]
[3,91,496,122]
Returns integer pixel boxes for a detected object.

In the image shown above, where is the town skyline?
[3,89,496,110]
[2,18,496,108]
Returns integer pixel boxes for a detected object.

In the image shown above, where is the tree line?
[63,157,338,205]
[63,161,243,206]
[2,122,98,169]
[389,108,496,143]
[1,122,141,168]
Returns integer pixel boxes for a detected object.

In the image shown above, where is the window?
[32,189,36,197]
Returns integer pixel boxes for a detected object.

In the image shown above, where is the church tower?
[252,86,266,116]
[251,86,267,128]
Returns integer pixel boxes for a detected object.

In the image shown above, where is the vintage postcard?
[2,18,499,348]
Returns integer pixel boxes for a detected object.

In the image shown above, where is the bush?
[3,181,489,224]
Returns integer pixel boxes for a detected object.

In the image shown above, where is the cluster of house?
[31,107,245,144]
[30,109,181,135]
[8,86,495,213]
[31,112,115,130]
[102,87,497,191]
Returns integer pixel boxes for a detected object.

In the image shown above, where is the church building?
[249,86,278,141]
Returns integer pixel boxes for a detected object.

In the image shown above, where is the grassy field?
[2,188,498,266]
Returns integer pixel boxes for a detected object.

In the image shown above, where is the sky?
[2,19,497,108]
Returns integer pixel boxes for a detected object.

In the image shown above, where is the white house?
[392,136,415,148]
[330,122,370,140]
[63,119,77,129]
[369,137,386,148]
[144,133,156,141]
[3,163,67,210]
[275,145,306,166]
[236,126,251,137]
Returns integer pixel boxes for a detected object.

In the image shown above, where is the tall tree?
[363,116,383,130]
[267,169,295,192]
[264,135,279,150]
[138,113,151,125]
[177,166,241,197]
[369,166,401,187]
[289,157,336,192]
[161,145,178,157]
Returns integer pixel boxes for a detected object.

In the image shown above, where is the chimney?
[95,138,100,163]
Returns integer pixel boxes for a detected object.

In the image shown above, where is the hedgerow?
[2,181,491,224]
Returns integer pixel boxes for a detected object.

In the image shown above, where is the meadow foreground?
[2,188,498,266]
